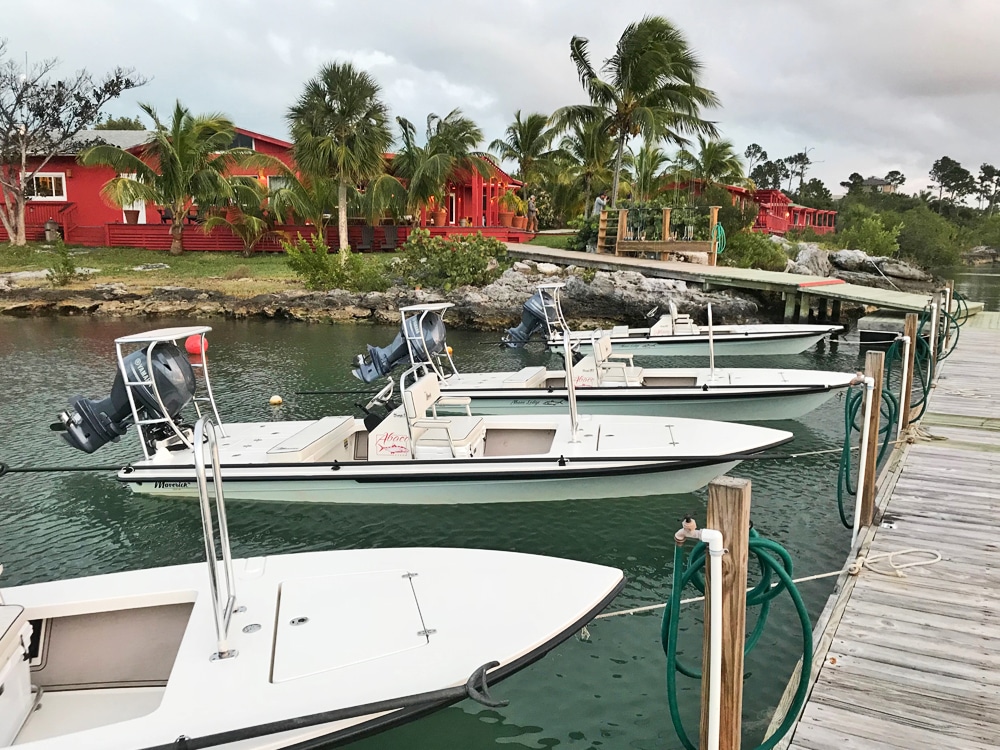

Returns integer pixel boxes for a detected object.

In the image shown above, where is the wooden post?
[708,206,721,266]
[831,299,842,326]
[700,476,751,750]
[798,292,811,323]
[900,313,918,429]
[662,207,672,241]
[860,351,884,527]
[783,293,797,323]
[817,297,828,322]
[616,208,628,243]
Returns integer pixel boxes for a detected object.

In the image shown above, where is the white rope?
[847,548,942,577]
[582,547,943,634]
[589,568,845,622]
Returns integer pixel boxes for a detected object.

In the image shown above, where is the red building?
[1,128,532,250]
[661,181,837,236]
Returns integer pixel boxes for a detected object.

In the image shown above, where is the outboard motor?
[352,313,448,383]
[503,288,553,347]
[55,343,196,453]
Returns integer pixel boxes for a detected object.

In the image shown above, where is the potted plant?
[497,190,519,228]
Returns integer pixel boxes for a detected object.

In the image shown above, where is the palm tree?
[552,120,616,216]
[630,138,669,203]
[202,177,272,257]
[392,109,491,220]
[686,136,746,186]
[287,62,393,251]
[552,15,719,207]
[488,111,553,195]
[79,101,261,255]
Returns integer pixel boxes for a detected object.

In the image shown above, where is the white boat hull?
[120,459,745,504]
[3,548,624,749]
[548,325,841,356]
[436,381,849,421]
[117,414,791,504]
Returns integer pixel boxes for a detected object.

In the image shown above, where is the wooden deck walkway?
[778,311,1000,749]
[507,245,984,321]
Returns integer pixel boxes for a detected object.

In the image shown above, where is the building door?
[448,192,456,225]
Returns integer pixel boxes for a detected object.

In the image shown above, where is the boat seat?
[671,314,698,335]
[266,416,355,463]
[503,366,548,389]
[649,315,673,336]
[403,373,485,459]
[592,334,643,385]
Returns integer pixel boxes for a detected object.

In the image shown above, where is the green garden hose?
[662,528,812,750]
[712,223,726,255]
[836,384,899,528]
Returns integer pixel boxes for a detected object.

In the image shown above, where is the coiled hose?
[661,528,812,750]
[836,384,899,528]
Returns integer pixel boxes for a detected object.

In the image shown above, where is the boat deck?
[778,311,1000,749]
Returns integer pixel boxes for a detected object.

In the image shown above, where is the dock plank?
[784,325,1000,749]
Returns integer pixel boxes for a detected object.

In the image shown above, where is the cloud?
[5,0,1000,192]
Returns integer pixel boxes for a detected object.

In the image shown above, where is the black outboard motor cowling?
[352,313,448,383]
[57,343,196,454]
[503,289,553,347]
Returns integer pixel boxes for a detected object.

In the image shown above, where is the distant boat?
[352,303,858,422]
[4,417,625,749]
[503,283,843,356]
[53,327,791,504]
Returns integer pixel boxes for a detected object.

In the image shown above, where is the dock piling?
[700,476,751,750]
[859,351,884,530]
[900,313,918,429]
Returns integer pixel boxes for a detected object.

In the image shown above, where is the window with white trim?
[24,173,67,200]
[267,175,291,192]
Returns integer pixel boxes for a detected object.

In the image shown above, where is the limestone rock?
[789,244,834,277]
[132,263,170,271]
[535,262,561,276]
[830,249,875,272]
[877,260,931,282]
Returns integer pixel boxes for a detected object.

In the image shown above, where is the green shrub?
[896,205,961,268]
[46,240,78,286]
[567,214,600,252]
[283,234,389,292]
[720,231,789,271]
[836,215,901,257]
[395,229,509,291]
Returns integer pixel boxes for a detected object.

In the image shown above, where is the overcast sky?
[7,0,1000,194]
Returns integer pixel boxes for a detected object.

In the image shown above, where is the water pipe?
[896,335,910,438]
[927,293,941,384]
[851,376,875,548]
[674,519,725,750]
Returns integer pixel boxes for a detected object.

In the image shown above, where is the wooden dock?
[776,311,1000,749]
[507,245,984,322]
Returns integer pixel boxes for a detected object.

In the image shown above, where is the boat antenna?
[707,303,715,377]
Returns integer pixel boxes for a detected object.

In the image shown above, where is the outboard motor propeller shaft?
[56,343,196,454]
[503,289,553,347]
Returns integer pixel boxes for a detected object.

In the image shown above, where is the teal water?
[0,315,877,748]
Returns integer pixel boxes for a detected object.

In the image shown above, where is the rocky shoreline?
[0,244,945,330]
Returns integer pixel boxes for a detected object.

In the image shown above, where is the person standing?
[526,195,538,233]
[592,191,608,217]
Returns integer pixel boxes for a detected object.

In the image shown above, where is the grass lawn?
[0,243,396,297]
[526,234,574,250]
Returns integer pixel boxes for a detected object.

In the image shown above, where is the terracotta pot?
[498,211,514,228]
[124,209,140,225]
[512,215,527,229]
[432,208,448,227]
